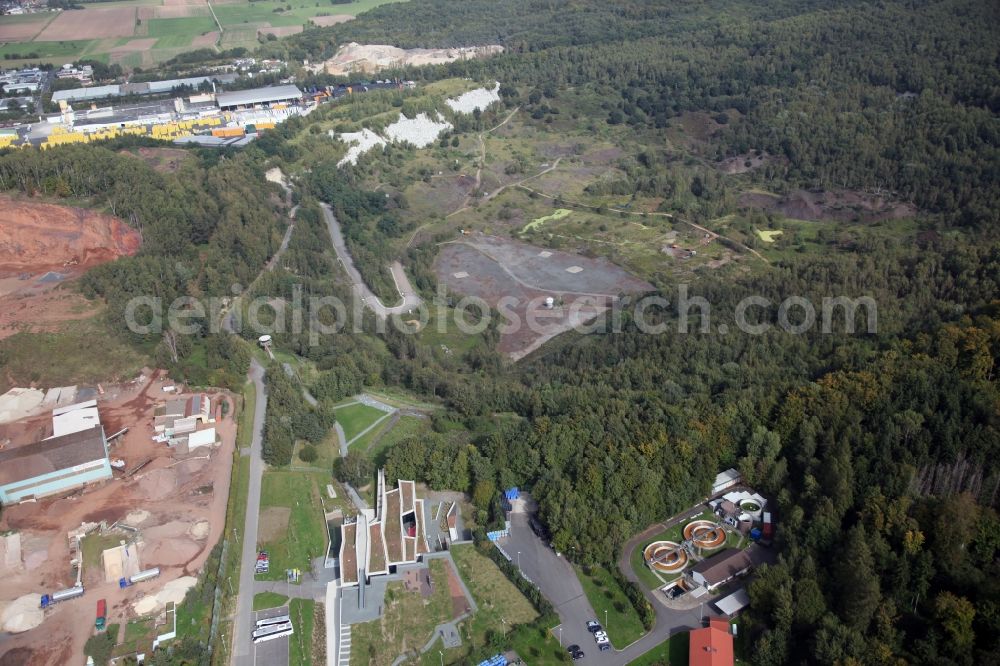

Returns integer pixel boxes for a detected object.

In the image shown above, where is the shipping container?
[95,599,107,630]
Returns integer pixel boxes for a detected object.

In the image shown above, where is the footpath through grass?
[335,402,388,442]
[575,565,646,648]
[350,558,455,665]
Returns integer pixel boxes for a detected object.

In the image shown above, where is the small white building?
[187,428,216,450]
[712,468,741,495]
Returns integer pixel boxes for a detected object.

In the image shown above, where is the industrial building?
[153,394,211,436]
[51,74,239,104]
[0,424,111,503]
[688,617,734,666]
[214,84,302,111]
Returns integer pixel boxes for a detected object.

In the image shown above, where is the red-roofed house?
[689,618,734,666]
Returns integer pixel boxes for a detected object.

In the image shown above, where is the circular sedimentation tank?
[643,541,688,573]
[683,520,727,549]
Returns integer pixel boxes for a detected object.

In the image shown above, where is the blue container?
[750,528,762,541]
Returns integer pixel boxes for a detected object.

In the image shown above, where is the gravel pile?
[383,112,452,148]
[446,83,501,114]
[333,128,386,166]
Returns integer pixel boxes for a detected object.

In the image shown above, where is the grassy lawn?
[209,449,250,662]
[238,380,257,450]
[350,558,455,665]
[576,565,646,648]
[630,508,718,590]
[334,402,389,442]
[257,471,328,581]
[253,592,288,611]
[626,632,689,666]
[368,415,430,464]
[293,435,337,470]
[81,532,125,574]
[288,598,316,666]
[452,544,538,625]
[347,413,394,454]
[176,584,210,642]
[0,316,147,394]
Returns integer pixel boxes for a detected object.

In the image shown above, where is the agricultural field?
[0,0,407,66]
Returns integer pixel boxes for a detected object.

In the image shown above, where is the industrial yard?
[0,371,236,664]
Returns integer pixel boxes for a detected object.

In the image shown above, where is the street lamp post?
[605,608,608,632]
[558,626,562,646]
[517,551,521,573]
[439,650,443,666]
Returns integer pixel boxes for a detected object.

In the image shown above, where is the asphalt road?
[505,506,607,665]
[320,203,423,317]
[233,359,268,666]
[508,499,711,666]
[611,512,726,665]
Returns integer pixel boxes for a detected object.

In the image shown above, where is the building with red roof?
[689,618,734,666]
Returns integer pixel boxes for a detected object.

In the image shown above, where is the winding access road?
[232,358,267,666]
[320,203,423,318]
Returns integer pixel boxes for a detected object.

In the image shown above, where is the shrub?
[299,444,318,463]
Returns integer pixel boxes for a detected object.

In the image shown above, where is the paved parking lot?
[504,501,607,664]
[253,606,290,666]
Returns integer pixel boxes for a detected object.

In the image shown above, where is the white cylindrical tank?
[130,568,161,584]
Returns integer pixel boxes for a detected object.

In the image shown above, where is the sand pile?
[138,468,177,501]
[384,113,452,148]
[334,129,387,166]
[189,521,210,540]
[319,43,503,76]
[133,576,197,615]
[125,510,151,527]
[0,388,45,424]
[446,83,501,114]
[0,194,141,276]
[1,594,44,633]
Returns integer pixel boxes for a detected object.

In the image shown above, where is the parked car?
[571,649,586,660]
[598,641,611,652]
[586,620,602,633]
[529,516,550,541]
[594,631,609,642]
[567,645,580,654]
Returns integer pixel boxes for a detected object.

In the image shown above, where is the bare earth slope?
[0,194,141,276]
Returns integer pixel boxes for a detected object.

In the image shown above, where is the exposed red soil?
[0,370,237,666]
[0,194,141,277]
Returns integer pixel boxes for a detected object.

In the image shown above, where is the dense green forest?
[267,0,1000,663]
[1,0,997,664]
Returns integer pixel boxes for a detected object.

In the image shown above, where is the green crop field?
[147,17,216,48]
[0,0,409,66]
